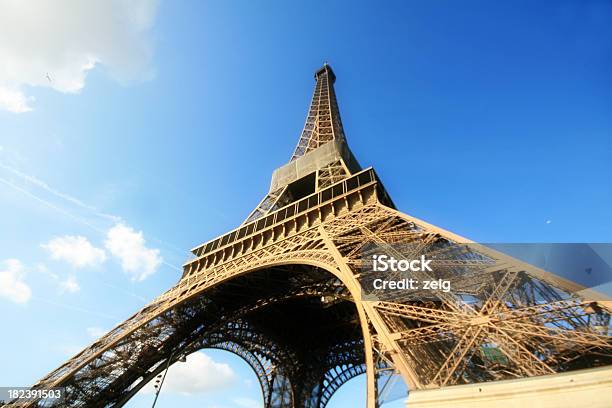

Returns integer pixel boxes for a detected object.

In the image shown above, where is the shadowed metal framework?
[8,64,612,408]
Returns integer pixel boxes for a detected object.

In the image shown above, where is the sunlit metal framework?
[8,64,612,408]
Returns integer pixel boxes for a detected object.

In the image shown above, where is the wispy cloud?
[59,275,81,294]
[0,175,106,233]
[32,296,119,320]
[0,87,33,113]
[0,162,120,223]
[36,263,59,280]
[0,258,32,304]
[98,280,148,303]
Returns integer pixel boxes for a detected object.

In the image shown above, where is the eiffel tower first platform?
[8,64,612,408]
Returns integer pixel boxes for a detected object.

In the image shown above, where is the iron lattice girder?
[111,278,356,408]
[77,272,366,407]
[291,64,345,161]
[9,64,612,408]
[13,198,612,407]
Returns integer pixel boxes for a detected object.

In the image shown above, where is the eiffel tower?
[9,64,612,408]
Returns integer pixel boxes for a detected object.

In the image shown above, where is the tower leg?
[319,225,380,408]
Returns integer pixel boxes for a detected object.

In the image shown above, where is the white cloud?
[86,326,107,338]
[0,87,33,113]
[0,0,159,113]
[105,223,162,281]
[60,275,80,293]
[142,352,236,395]
[0,259,32,304]
[42,235,107,268]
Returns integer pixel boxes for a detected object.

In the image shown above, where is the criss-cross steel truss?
[8,64,612,408]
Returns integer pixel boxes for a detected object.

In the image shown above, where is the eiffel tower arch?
[9,64,612,408]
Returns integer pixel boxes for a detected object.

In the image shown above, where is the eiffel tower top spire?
[242,63,361,224]
[290,63,346,161]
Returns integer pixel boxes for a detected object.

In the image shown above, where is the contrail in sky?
[0,161,121,223]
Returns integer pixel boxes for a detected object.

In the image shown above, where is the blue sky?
[0,1,611,407]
